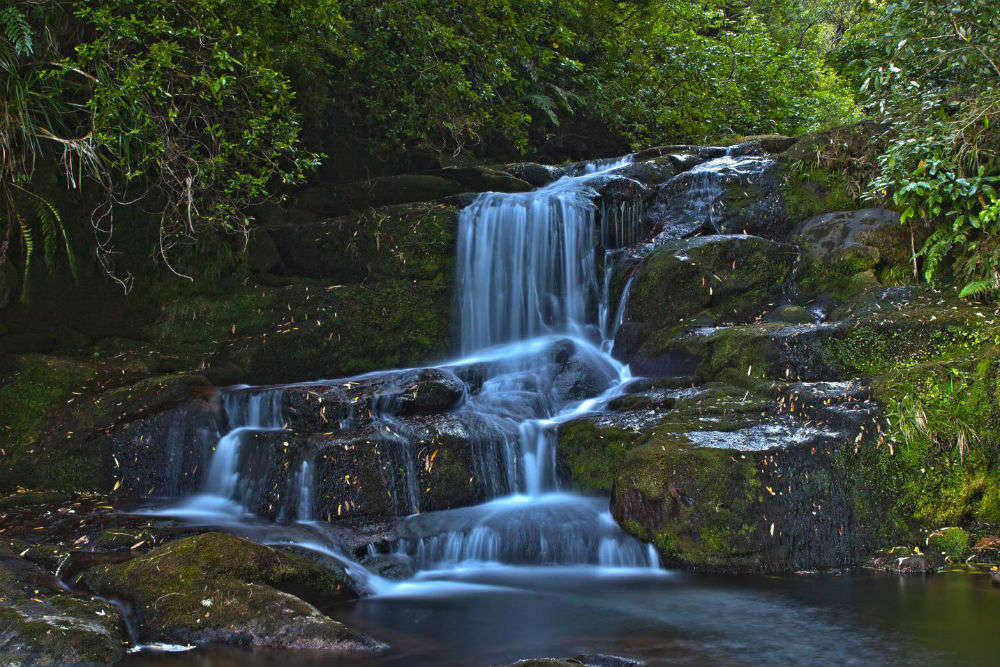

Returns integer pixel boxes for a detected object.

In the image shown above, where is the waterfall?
[382,157,659,571]
[295,459,313,523]
[149,390,285,520]
[149,153,659,574]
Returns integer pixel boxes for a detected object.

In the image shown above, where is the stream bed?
[123,568,1000,667]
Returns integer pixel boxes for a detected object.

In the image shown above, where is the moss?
[872,335,1000,528]
[556,419,638,494]
[780,161,858,221]
[926,527,971,560]
[778,121,887,223]
[613,434,763,569]
[629,236,795,330]
[267,202,458,284]
[0,355,106,492]
[153,277,452,385]
[86,532,358,643]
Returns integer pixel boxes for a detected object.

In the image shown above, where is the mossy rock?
[0,353,214,493]
[628,235,796,326]
[0,548,126,666]
[556,419,639,494]
[618,235,797,377]
[267,202,458,283]
[422,166,532,193]
[295,174,467,216]
[611,410,895,572]
[84,532,381,651]
[795,209,916,300]
[777,122,888,223]
[153,277,452,385]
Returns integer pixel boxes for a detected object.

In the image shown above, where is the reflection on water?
[123,569,1000,667]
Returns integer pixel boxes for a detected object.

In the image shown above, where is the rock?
[617,235,798,376]
[266,201,458,283]
[159,278,452,386]
[557,419,639,494]
[611,157,677,189]
[974,536,1000,563]
[502,162,563,187]
[778,122,889,223]
[0,546,127,666]
[646,152,788,240]
[188,412,495,521]
[609,381,892,572]
[422,166,532,193]
[84,533,383,652]
[730,135,797,154]
[276,367,466,432]
[295,174,466,216]
[893,555,931,574]
[247,228,282,274]
[626,235,797,326]
[796,209,914,298]
[765,305,820,324]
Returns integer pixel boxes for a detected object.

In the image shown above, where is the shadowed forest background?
[2,0,997,299]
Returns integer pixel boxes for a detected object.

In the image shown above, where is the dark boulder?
[83,532,383,652]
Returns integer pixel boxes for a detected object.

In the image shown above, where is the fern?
[35,199,76,278]
[16,213,32,302]
[525,93,559,125]
[959,280,994,299]
[1,7,33,57]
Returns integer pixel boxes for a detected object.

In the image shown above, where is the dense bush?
[843,0,1000,298]
[2,0,860,290]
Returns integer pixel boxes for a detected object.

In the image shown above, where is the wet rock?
[295,174,466,216]
[764,305,819,324]
[360,553,415,580]
[646,153,787,240]
[611,157,677,189]
[502,162,563,187]
[0,546,127,666]
[422,166,532,193]
[229,412,496,521]
[266,201,458,283]
[276,367,466,432]
[84,533,382,652]
[609,381,892,573]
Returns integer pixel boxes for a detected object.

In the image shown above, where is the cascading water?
[382,156,658,571]
[150,153,659,586]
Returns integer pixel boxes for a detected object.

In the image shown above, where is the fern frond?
[15,213,32,302]
[1,7,33,57]
[34,198,75,278]
[958,280,994,299]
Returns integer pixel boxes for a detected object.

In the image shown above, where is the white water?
[149,154,659,598]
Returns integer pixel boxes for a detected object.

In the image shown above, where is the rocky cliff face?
[2,123,997,580]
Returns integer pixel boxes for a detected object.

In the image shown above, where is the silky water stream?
[123,153,1000,667]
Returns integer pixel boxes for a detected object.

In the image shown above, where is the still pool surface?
[123,567,1000,667]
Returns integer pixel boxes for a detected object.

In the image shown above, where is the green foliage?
[2,0,860,294]
[844,0,1000,299]
[72,0,344,282]
[1,2,79,302]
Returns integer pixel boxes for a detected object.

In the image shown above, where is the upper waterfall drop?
[455,156,633,353]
